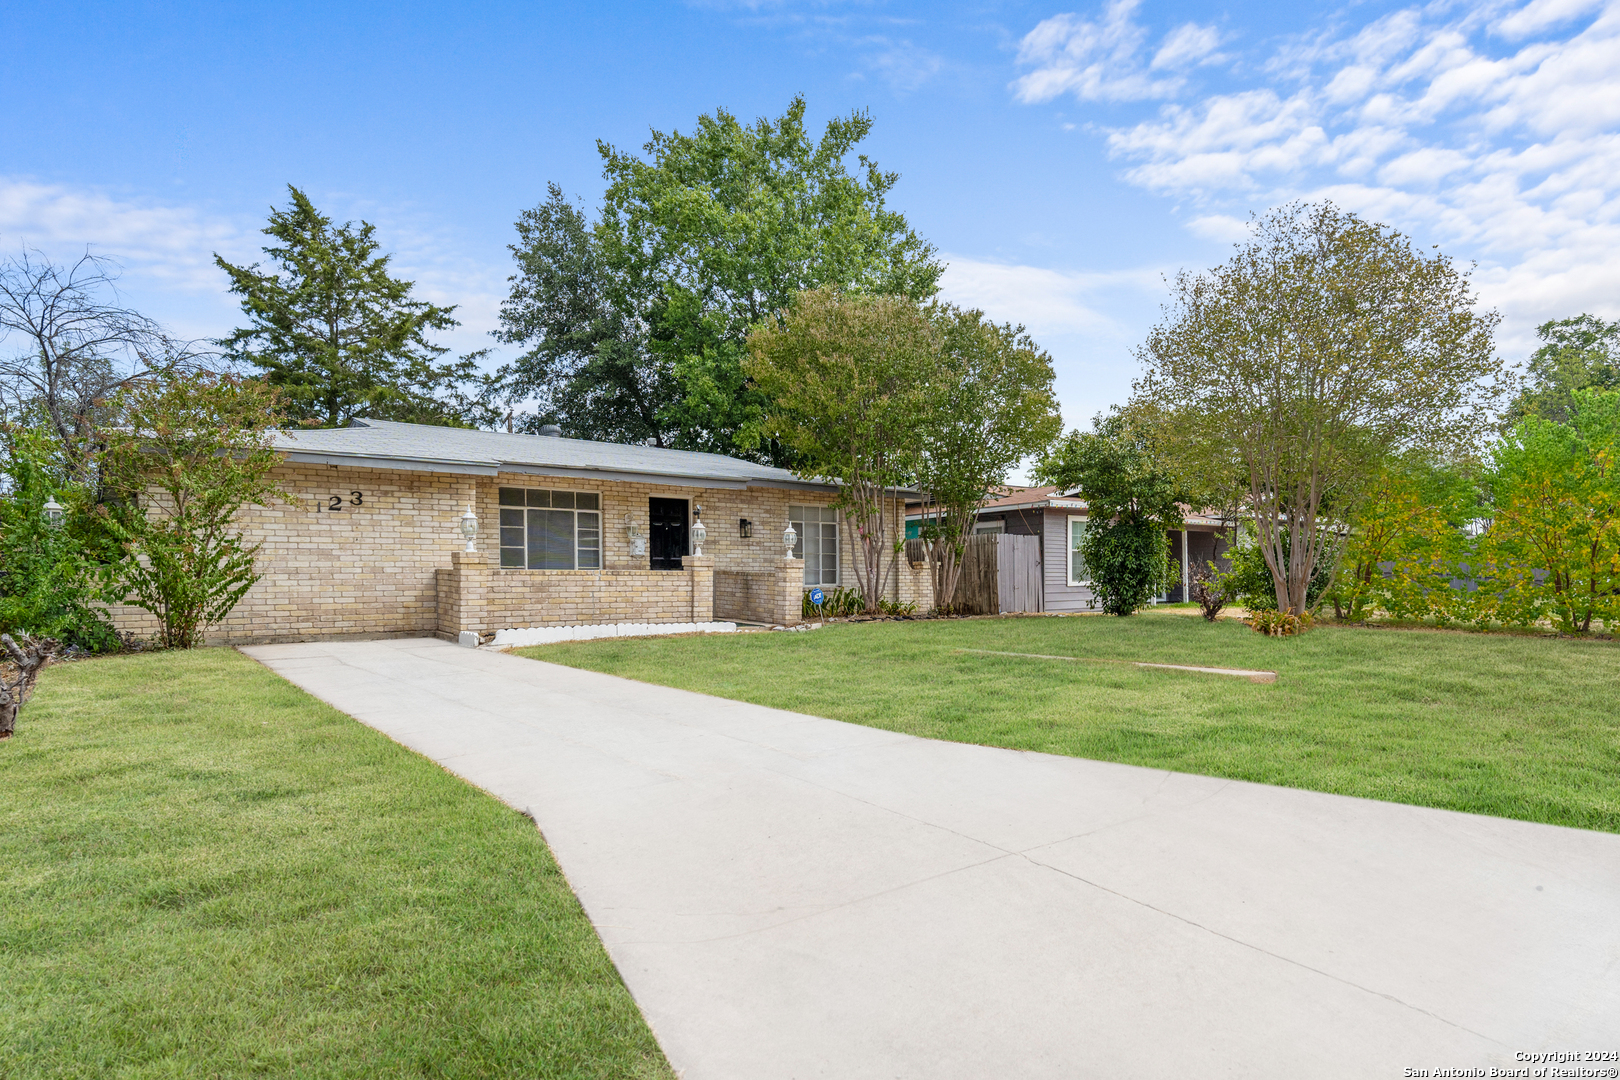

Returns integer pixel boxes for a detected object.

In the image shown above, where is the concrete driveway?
[241,637,1620,1079]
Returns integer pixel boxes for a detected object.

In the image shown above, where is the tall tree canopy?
[1506,314,1619,426]
[745,288,936,610]
[493,96,942,461]
[216,187,485,429]
[1135,201,1505,616]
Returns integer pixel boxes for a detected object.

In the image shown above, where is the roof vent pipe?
[538,424,562,437]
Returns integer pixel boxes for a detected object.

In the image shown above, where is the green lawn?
[0,649,672,1080]
[519,612,1620,833]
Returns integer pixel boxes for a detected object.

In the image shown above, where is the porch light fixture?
[459,504,478,553]
[783,520,798,559]
[624,514,646,557]
[739,518,753,538]
[690,504,707,556]
[42,497,66,529]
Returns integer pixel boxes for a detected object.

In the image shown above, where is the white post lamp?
[783,520,798,559]
[42,497,66,529]
[459,504,478,553]
[690,504,707,556]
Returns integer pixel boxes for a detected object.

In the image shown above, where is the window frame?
[789,503,840,587]
[497,486,602,571]
[1066,515,1089,587]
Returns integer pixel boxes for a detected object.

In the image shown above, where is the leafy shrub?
[803,587,865,619]
[1189,561,1227,622]
[0,427,121,652]
[1246,608,1313,636]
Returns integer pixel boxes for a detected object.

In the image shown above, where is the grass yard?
[519,612,1620,834]
[0,648,672,1080]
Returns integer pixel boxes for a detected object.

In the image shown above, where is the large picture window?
[1067,517,1088,586]
[790,504,839,586]
[499,487,601,569]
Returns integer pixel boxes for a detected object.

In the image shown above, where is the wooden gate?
[950,534,1042,615]
[996,533,1042,613]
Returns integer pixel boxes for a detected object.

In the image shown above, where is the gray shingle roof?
[273,419,832,491]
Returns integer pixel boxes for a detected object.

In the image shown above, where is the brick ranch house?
[108,419,930,646]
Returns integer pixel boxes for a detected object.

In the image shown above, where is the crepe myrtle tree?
[744,288,934,613]
[912,304,1061,613]
[100,373,288,648]
[1134,201,1506,617]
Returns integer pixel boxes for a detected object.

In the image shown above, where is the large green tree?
[495,97,942,461]
[1034,415,1182,616]
[487,184,677,444]
[745,288,936,611]
[1135,202,1505,616]
[216,187,485,429]
[1505,314,1619,426]
[913,305,1061,612]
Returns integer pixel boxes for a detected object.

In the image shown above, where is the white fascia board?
[498,463,751,489]
[281,451,499,476]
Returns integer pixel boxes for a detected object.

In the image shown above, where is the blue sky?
[5,0,1618,436]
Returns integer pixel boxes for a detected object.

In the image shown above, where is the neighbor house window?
[790,504,839,586]
[498,488,601,569]
[1068,517,1088,586]
[973,520,1005,535]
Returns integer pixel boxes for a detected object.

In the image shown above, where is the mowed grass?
[0,648,672,1080]
[519,612,1620,833]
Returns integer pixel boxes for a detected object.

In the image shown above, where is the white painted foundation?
[489,621,739,648]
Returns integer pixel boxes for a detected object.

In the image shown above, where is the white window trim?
[498,486,603,571]
[973,520,1005,534]
[1066,514,1089,588]
[789,503,840,587]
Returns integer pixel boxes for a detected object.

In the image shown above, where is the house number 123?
[316,491,365,512]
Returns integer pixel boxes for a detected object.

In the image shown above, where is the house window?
[973,520,1005,534]
[1067,517,1088,586]
[790,504,839,586]
[498,487,601,569]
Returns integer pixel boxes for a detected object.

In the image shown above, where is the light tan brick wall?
[106,459,844,645]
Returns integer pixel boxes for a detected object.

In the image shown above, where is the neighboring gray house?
[912,485,1234,613]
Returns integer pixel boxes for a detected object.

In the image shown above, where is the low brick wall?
[437,553,718,638]
[714,558,804,626]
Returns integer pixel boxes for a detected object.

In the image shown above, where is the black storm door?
[648,497,688,570]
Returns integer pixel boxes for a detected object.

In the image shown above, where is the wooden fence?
[949,533,1041,615]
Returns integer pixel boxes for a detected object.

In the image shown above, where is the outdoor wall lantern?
[459,504,478,553]
[783,520,798,559]
[624,514,646,557]
[690,504,707,556]
[42,497,65,529]
[739,518,753,538]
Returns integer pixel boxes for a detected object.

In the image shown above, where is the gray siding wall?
[1041,509,1099,613]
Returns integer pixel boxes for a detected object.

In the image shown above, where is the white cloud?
[1152,23,1223,71]
[1019,0,1620,357]
[1185,214,1251,242]
[938,254,1162,337]
[1012,1,1188,103]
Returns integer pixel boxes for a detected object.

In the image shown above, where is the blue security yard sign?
[809,588,825,607]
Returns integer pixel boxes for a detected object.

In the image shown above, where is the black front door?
[649,497,687,570]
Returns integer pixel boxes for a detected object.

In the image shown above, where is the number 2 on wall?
[316,492,366,512]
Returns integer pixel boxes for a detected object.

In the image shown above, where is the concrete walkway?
[241,637,1620,1079]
